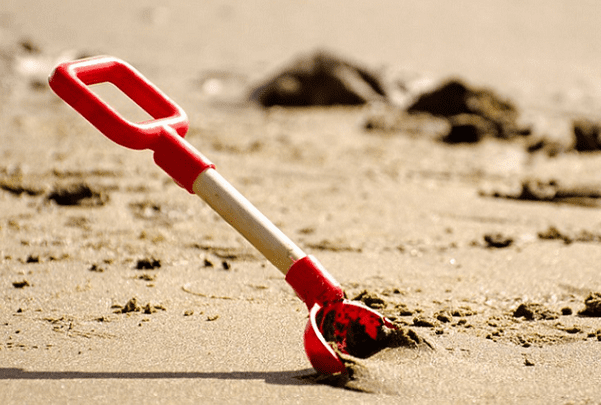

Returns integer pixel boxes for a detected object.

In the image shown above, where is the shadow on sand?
[0,368,316,387]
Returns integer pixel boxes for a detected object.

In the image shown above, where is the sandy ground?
[1,1,601,403]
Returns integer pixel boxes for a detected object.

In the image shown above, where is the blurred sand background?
[1,1,601,403]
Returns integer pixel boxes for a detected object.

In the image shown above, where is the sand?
[1,1,601,403]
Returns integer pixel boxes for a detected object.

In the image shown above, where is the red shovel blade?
[304,300,397,374]
[286,256,397,374]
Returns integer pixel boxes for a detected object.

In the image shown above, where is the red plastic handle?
[48,55,188,149]
[48,56,214,192]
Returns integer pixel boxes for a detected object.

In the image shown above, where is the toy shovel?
[48,56,395,374]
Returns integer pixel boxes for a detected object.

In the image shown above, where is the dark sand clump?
[250,50,386,107]
[513,303,560,321]
[407,78,523,141]
[47,183,108,206]
[573,119,601,152]
[135,258,162,270]
[351,290,387,310]
[578,292,601,317]
[112,297,166,314]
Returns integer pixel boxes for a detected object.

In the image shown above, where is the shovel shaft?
[193,168,305,274]
[193,169,344,304]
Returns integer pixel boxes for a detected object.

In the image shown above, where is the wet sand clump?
[250,51,386,107]
[513,303,560,321]
[135,258,161,270]
[112,298,166,314]
[579,292,601,317]
[47,183,108,206]
[407,79,522,141]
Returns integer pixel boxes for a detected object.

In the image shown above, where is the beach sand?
[1,1,601,403]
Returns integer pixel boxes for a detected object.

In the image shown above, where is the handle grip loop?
[49,56,214,192]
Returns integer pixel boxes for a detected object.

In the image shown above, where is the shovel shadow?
[0,368,316,387]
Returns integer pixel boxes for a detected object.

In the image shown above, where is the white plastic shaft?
[192,168,305,274]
